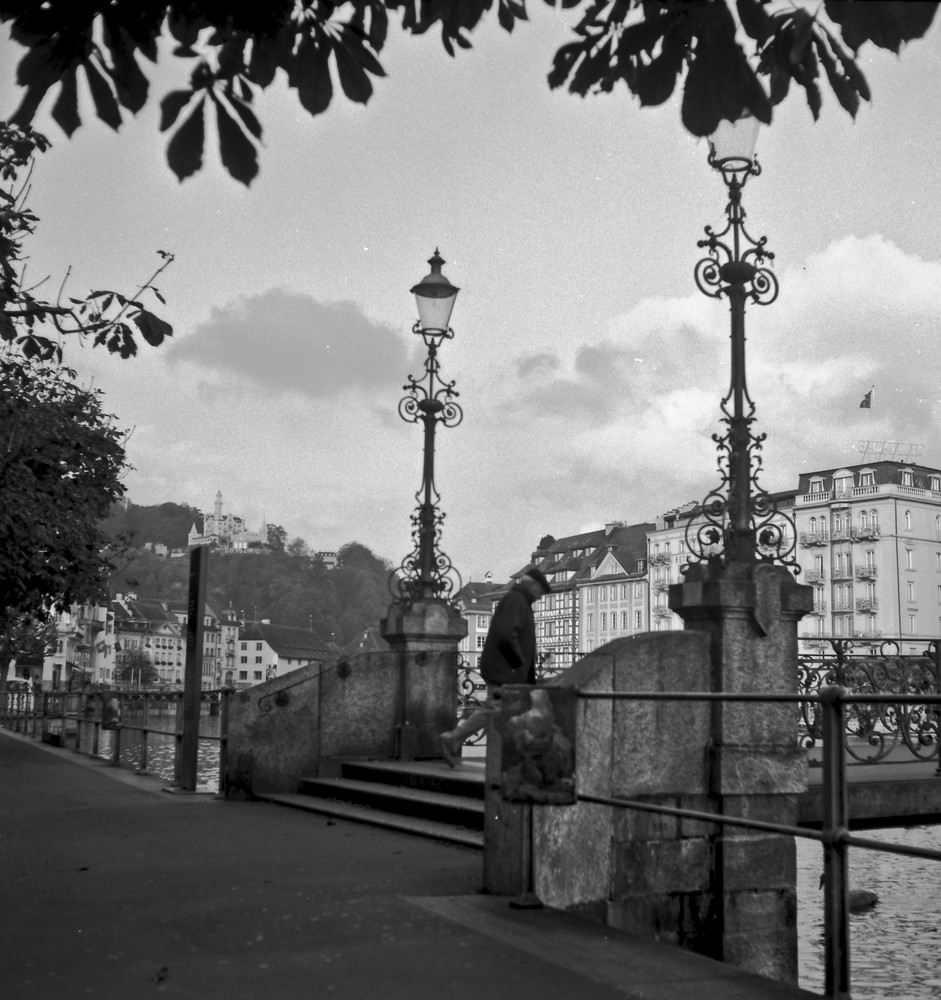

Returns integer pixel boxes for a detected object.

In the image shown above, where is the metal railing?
[574,686,941,999]
[1,688,231,793]
[798,638,940,767]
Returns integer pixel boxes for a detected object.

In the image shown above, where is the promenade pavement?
[0,729,821,1000]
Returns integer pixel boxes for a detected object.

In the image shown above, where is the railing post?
[139,692,150,774]
[820,685,851,999]
[217,688,230,797]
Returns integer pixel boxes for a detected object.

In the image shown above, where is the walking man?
[439,568,552,766]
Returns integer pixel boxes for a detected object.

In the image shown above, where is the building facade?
[516,521,654,669]
[235,622,330,689]
[793,461,941,652]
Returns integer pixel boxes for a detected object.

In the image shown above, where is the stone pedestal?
[380,599,466,759]
[668,559,813,983]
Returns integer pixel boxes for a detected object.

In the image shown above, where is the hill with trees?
[106,515,395,647]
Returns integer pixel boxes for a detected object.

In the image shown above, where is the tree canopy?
[2,1,936,185]
[0,355,129,635]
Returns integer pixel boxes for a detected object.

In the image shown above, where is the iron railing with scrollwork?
[798,638,940,765]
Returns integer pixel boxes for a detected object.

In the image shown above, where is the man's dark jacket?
[480,583,538,686]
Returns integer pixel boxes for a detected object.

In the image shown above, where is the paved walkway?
[0,729,820,1000]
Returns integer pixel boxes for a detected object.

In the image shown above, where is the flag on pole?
[860,388,873,409]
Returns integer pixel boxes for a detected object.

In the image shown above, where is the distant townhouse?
[236,622,330,689]
[43,603,115,690]
[793,460,941,652]
[112,594,186,688]
[516,521,655,669]
[454,581,500,675]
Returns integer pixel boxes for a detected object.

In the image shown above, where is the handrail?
[568,685,941,998]
[1,688,230,793]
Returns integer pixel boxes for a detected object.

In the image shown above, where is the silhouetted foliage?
[0,122,174,361]
[2,2,935,185]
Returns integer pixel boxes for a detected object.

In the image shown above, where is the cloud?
[165,288,413,398]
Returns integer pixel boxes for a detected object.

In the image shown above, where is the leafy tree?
[266,524,287,551]
[1,2,936,186]
[100,500,203,550]
[286,536,310,558]
[115,647,159,689]
[1,121,174,361]
[0,355,128,637]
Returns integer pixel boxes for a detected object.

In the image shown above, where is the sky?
[3,6,941,586]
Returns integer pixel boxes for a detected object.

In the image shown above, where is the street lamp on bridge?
[686,116,797,571]
[392,250,463,602]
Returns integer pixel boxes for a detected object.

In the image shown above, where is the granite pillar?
[380,598,466,759]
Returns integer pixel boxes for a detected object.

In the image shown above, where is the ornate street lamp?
[687,117,797,570]
[392,250,463,602]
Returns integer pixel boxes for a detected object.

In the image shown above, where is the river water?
[796,824,941,998]
[85,719,940,997]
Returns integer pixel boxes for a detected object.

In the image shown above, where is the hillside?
[101,501,202,550]
[106,538,394,647]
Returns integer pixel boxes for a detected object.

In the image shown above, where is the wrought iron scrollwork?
[797,638,940,763]
[686,151,798,572]
[390,325,463,603]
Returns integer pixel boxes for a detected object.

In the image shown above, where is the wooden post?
[179,546,208,791]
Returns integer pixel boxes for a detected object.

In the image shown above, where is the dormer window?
[809,477,824,494]
[902,469,914,486]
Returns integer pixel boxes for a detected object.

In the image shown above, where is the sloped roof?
[240,622,329,659]
[515,521,656,588]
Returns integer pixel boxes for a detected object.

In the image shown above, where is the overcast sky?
[4,7,941,585]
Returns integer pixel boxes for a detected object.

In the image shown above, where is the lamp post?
[392,250,463,602]
[687,117,797,571]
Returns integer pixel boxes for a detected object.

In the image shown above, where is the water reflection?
[80,709,222,792]
[797,825,941,999]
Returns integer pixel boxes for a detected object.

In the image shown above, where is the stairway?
[258,758,486,849]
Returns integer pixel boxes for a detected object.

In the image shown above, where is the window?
[238,671,247,681]
[600,612,607,630]
[477,616,487,628]
[810,517,817,536]
[909,615,916,634]
[587,613,593,630]
[871,510,879,530]
[621,611,628,629]
[906,549,914,570]
[255,656,263,664]
[932,476,941,492]
[859,471,874,487]
[256,642,263,651]
[810,477,824,494]
[599,586,607,601]
[240,656,247,664]
[903,470,914,486]
[634,611,642,630]
[905,510,913,531]
[908,582,915,602]
[254,671,263,681]
[833,513,842,534]
[621,585,628,599]
[476,634,485,649]
[860,510,870,529]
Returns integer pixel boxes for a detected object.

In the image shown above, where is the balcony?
[807,604,827,617]
[831,567,854,581]
[803,570,826,583]
[653,581,671,592]
[831,602,854,613]
[799,491,831,505]
[854,564,877,580]
[649,553,671,566]
[652,606,672,618]
[855,598,878,612]
[799,531,829,547]
[851,525,881,541]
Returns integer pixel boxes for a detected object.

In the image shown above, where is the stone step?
[260,792,484,850]
[339,758,486,800]
[298,774,486,830]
